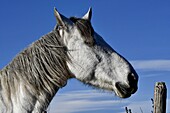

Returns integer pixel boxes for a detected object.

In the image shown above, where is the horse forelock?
[70,17,95,46]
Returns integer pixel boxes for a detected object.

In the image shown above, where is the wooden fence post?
[153,82,167,113]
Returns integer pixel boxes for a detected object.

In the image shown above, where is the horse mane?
[0,30,71,111]
[0,17,95,112]
[70,17,95,46]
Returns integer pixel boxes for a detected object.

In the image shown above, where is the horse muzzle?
[115,82,138,98]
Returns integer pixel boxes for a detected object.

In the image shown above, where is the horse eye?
[57,25,63,31]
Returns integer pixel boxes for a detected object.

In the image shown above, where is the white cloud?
[125,100,153,113]
[48,90,170,113]
[48,90,128,113]
[131,60,170,71]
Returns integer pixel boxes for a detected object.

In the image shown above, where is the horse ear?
[54,7,65,27]
[82,7,92,21]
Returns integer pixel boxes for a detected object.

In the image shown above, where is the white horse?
[0,8,138,113]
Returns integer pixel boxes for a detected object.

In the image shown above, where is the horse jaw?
[66,31,138,98]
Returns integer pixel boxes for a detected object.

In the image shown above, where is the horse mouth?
[115,82,136,98]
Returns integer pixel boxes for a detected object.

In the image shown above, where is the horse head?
[54,8,138,98]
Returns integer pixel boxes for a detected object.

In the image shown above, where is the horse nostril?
[128,72,138,86]
[128,72,138,93]
[128,73,136,82]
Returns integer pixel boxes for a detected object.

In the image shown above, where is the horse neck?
[0,31,71,112]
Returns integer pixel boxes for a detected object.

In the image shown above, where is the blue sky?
[0,0,170,113]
